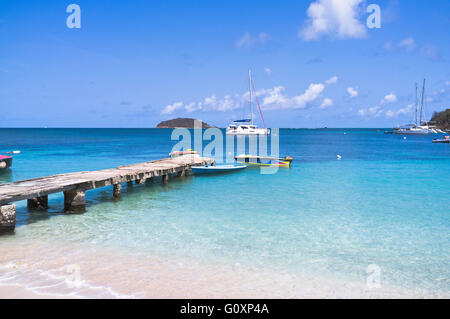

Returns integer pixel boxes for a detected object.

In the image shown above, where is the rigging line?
[250,75,267,129]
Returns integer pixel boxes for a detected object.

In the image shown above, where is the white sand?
[0,240,447,299]
[0,285,76,299]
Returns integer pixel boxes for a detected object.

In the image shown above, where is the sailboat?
[394,80,445,135]
[226,71,270,135]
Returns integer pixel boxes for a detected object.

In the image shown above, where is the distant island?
[156,118,212,128]
[431,109,450,131]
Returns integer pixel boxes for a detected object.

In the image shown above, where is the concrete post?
[162,174,169,183]
[0,204,16,233]
[136,178,146,185]
[27,195,48,210]
[64,189,86,212]
[113,183,122,199]
[177,170,185,177]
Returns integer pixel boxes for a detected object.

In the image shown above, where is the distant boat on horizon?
[226,70,270,136]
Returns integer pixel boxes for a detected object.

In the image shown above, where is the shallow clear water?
[0,128,449,296]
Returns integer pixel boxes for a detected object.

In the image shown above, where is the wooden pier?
[0,156,213,233]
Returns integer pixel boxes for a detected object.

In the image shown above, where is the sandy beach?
[1,239,447,299]
[0,285,76,299]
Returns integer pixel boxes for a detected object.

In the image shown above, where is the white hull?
[226,128,270,135]
[394,126,443,135]
[394,130,432,135]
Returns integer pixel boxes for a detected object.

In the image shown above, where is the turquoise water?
[0,128,449,295]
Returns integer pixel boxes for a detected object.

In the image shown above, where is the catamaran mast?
[248,69,253,125]
[420,79,426,125]
[415,83,418,126]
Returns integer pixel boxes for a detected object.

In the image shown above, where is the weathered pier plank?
[0,155,212,233]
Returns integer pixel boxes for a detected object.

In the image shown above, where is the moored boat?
[432,136,450,144]
[0,155,13,170]
[170,149,199,158]
[226,119,270,135]
[394,80,445,135]
[226,70,270,136]
[191,164,246,175]
[235,155,293,168]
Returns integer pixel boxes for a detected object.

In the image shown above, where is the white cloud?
[347,87,358,98]
[385,104,414,118]
[161,101,183,115]
[261,86,289,108]
[203,94,217,108]
[398,37,416,52]
[358,92,406,119]
[184,102,200,113]
[264,67,272,75]
[325,76,338,85]
[195,94,241,112]
[358,105,383,118]
[382,93,397,103]
[290,83,325,109]
[299,0,367,41]
[220,81,325,111]
[320,98,333,109]
[359,104,414,119]
[236,32,270,49]
[369,106,382,117]
[161,78,332,115]
[446,81,450,86]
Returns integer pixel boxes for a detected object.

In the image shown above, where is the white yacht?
[394,124,442,135]
[226,71,270,136]
[226,119,270,135]
[394,80,445,135]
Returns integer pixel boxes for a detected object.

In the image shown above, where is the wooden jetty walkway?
[0,155,213,233]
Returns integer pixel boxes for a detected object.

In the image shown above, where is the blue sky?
[0,0,449,128]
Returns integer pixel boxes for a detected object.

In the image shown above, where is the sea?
[0,128,448,298]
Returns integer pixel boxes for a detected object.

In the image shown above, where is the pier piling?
[136,178,146,185]
[0,204,16,233]
[27,195,48,210]
[113,184,122,199]
[64,189,86,212]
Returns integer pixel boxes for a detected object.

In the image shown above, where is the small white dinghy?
[191,164,246,175]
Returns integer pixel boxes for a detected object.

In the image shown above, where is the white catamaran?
[226,71,270,135]
[394,80,445,135]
